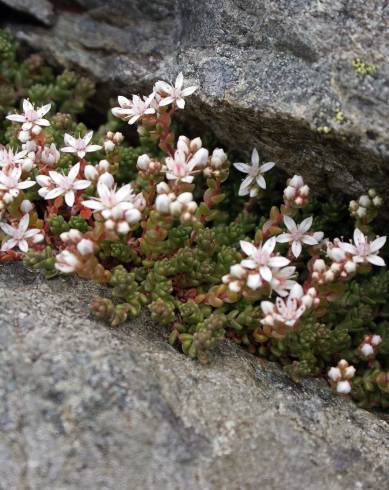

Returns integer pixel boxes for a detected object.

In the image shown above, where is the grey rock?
[0,261,388,490]
[1,0,389,196]
[1,0,55,26]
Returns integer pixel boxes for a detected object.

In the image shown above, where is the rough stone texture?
[1,0,54,26]
[1,0,389,196]
[0,262,389,490]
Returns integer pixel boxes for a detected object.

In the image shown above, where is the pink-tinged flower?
[61,132,102,159]
[277,216,319,258]
[36,162,90,207]
[0,214,43,253]
[338,229,386,266]
[261,293,306,329]
[234,149,275,197]
[240,237,290,283]
[154,73,197,109]
[0,165,36,202]
[111,94,156,125]
[82,181,144,231]
[270,266,298,297]
[165,150,201,183]
[6,99,51,130]
[0,147,28,169]
[39,143,60,167]
[82,181,135,214]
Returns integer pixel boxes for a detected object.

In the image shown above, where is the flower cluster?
[1,38,389,411]
[260,284,319,338]
[222,238,293,298]
[328,360,356,394]
[359,334,382,359]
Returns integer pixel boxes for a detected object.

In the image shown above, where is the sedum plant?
[1,29,389,410]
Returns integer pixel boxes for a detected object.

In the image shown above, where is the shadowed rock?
[0,262,388,489]
[1,0,389,196]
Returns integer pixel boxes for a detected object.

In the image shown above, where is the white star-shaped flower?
[61,132,102,159]
[82,181,135,215]
[0,148,28,169]
[277,216,319,258]
[270,266,298,297]
[234,149,275,196]
[111,94,156,125]
[0,214,43,253]
[338,229,386,267]
[0,165,36,202]
[164,149,201,183]
[36,162,90,207]
[7,99,51,130]
[240,237,290,283]
[154,73,197,109]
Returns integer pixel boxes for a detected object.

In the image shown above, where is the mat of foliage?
[0,29,388,410]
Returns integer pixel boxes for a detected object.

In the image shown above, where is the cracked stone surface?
[0,262,388,490]
[1,0,389,196]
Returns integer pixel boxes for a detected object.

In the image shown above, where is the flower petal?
[276,233,292,243]
[240,240,257,257]
[301,235,318,246]
[18,214,30,233]
[353,228,365,246]
[299,216,313,233]
[45,187,65,200]
[6,114,26,123]
[251,148,259,166]
[83,131,93,146]
[64,133,76,147]
[38,103,51,117]
[68,162,80,182]
[283,215,296,232]
[18,180,36,189]
[260,265,272,282]
[86,144,102,153]
[174,72,183,89]
[181,86,197,96]
[291,240,302,258]
[259,161,275,173]
[73,180,91,190]
[64,190,75,207]
[233,162,251,174]
[269,256,290,267]
[49,170,65,187]
[176,97,185,109]
[256,174,266,189]
[23,99,34,112]
[367,254,386,266]
[0,222,15,236]
[1,238,17,251]
[18,239,28,253]
[370,236,386,253]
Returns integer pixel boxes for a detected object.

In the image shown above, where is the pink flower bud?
[124,208,142,224]
[137,154,151,170]
[104,140,115,152]
[155,194,171,214]
[18,131,30,143]
[98,172,114,188]
[77,238,95,256]
[20,199,34,213]
[117,221,130,234]
[84,165,99,181]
